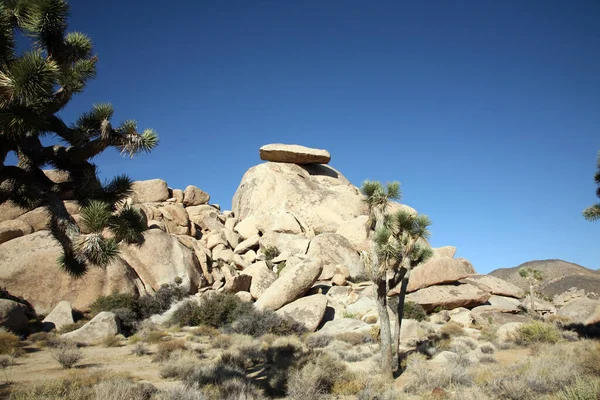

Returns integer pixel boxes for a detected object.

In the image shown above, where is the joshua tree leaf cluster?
[0,0,158,276]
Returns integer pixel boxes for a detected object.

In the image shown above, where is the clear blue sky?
[34,1,600,272]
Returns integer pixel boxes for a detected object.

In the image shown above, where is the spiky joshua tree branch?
[0,0,158,276]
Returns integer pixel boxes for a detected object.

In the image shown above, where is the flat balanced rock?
[259,144,331,165]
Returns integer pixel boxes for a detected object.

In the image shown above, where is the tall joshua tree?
[583,151,600,221]
[519,267,543,314]
[361,180,432,377]
[0,0,158,276]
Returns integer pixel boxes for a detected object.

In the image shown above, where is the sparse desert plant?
[224,308,306,337]
[51,343,83,369]
[190,325,221,337]
[58,320,87,334]
[574,340,600,376]
[556,376,600,400]
[478,342,496,354]
[478,354,497,363]
[336,331,371,345]
[0,355,14,384]
[132,343,150,356]
[202,377,264,400]
[93,378,156,400]
[153,339,187,362]
[90,292,137,316]
[0,329,21,356]
[513,321,561,345]
[479,325,498,342]
[169,293,253,329]
[440,321,466,337]
[452,336,478,351]
[155,385,206,400]
[403,301,428,321]
[562,329,580,342]
[286,353,351,399]
[404,352,473,394]
[305,334,333,348]
[102,334,122,347]
[263,246,280,261]
[159,351,198,380]
[145,329,168,344]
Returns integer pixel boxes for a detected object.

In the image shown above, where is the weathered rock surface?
[276,294,328,332]
[119,229,203,294]
[318,317,369,335]
[62,312,120,344]
[131,179,169,204]
[232,162,366,233]
[553,288,588,307]
[407,258,476,293]
[306,233,363,279]
[259,143,331,165]
[160,204,190,235]
[222,275,252,294]
[16,201,79,232]
[461,275,525,299]
[471,306,531,327]
[497,322,524,342]
[0,231,138,314]
[42,301,74,331]
[183,185,210,206]
[431,246,457,259]
[485,295,522,313]
[335,215,369,252]
[0,220,33,244]
[406,283,491,313]
[0,201,28,224]
[448,307,473,327]
[521,295,557,314]
[0,299,29,333]
[255,258,322,311]
[557,298,600,325]
[241,261,277,299]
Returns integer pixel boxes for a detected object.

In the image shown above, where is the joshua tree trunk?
[376,280,393,380]
[529,283,535,314]
[393,270,409,369]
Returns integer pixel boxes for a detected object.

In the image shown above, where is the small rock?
[183,185,210,206]
[62,312,120,344]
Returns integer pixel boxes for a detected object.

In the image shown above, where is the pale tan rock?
[225,217,238,231]
[521,296,556,314]
[557,298,600,325]
[276,294,328,332]
[241,250,257,265]
[335,215,369,252]
[307,233,363,279]
[119,229,203,294]
[0,220,33,244]
[255,258,322,310]
[259,232,310,256]
[406,283,492,313]
[259,143,331,165]
[461,275,525,299]
[206,232,227,250]
[222,275,252,294]
[0,231,138,314]
[235,291,253,302]
[234,216,260,239]
[497,322,524,342]
[256,211,303,234]
[16,201,79,232]
[0,201,28,224]
[212,244,234,264]
[407,257,476,292]
[171,189,184,203]
[42,301,74,331]
[62,311,120,344]
[448,308,472,327]
[432,246,457,259]
[160,204,190,235]
[232,254,248,270]
[131,179,169,204]
[486,295,522,313]
[222,228,241,249]
[232,162,367,233]
[147,219,166,231]
[332,273,347,286]
[241,261,277,299]
[183,185,210,206]
[234,234,260,254]
[471,306,531,327]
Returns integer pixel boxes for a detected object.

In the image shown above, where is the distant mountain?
[489,259,600,298]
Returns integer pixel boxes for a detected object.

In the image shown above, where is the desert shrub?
[168,300,204,327]
[169,293,252,328]
[137,283,188,319]
[574,340,600,376]
[102,334,122,347]
[202,377,264,400]
[132,343,150,356]
[522,345,581,394]
[51,343,83,369]
[0,329,21,356]
[556,376,600,400]
[211,334,233,349]
[488,374,534,400]
[479,325,498,342]
[478,342,496,354]
[90,292,137,315]
[562,330,580,342]
[190,325,221,337]
[112,307,139,336]
[93,378,156,400]
[225,308,306,337]
[153,339,187,362]
[275,261,287,276]
[403,301,428,321]
[155,385,206,400]
[336,331,371,345]
[478,354,497,363]
[440,321,465,337]
[514,321,561,345]
[286,353,351,399]
[452,336,478,351]
[404,352,473,394]
[336,347,371,362]
[58,320,87,334]
[355,372,396,400]
[305,334,333,349]
[0,355,14,383]
[263,246,280,261]
[144,330,167,344]
[159,351,198,380]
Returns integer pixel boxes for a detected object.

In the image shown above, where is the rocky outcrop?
[461,275,525,299]
[255,258,322,311]
[259,144,331,165]
[232,162,366,233]
[306,233,363,279]
[42,301,74,331]
[0,299,29,333]
[62,311,120,344]
[131,179,169,204]
[406,283,491,313]
[557,298,600,325]
[276,294,328,332]
[407,257,476,292]
[241,261,277,299]
[183,185,210,206]
[0,220,33,245]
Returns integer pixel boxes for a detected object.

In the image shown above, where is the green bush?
[169,293,253,328]
[225,309,307,337]
[514,321,561,345]
[557,376,600,400]
[90,292,137,315]
[403,301,427,321]
[263,246,280,261]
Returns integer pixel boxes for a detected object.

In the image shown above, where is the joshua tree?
[360,180,432,377]
[0,0,158,276]
[583,151,600,221]
[519,267,543,314]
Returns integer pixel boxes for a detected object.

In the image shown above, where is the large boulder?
[131,179,169,204]
[62,311,120,344]
[183,185,210,206]
[222,275,252,294]
[471,306,531,327]
[42,301,74,331]
[306,233,363,279]
[557,298,600,325]
[461,275,525,299]
[0,299,29,333]
[335,215,369,252]
[431,246,457,259]
[0,231,138,314]
[521,296,556,314]
[119,229,204,294]
[406,283,491,313]
[159,204,190,235]
[485,295,522,313]
[259,143,331,165]
[241,261,277,299]
[276,294,328,332]
[497,322,524,342]
[0,220,33,245]
[0,201,28,224]
[407,257,476,293]
[16,201,79,232]
[318,318,369,335]
[232,162,367,233]
[254,258,322,311]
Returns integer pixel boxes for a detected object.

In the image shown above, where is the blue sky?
[23,1,600,272]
